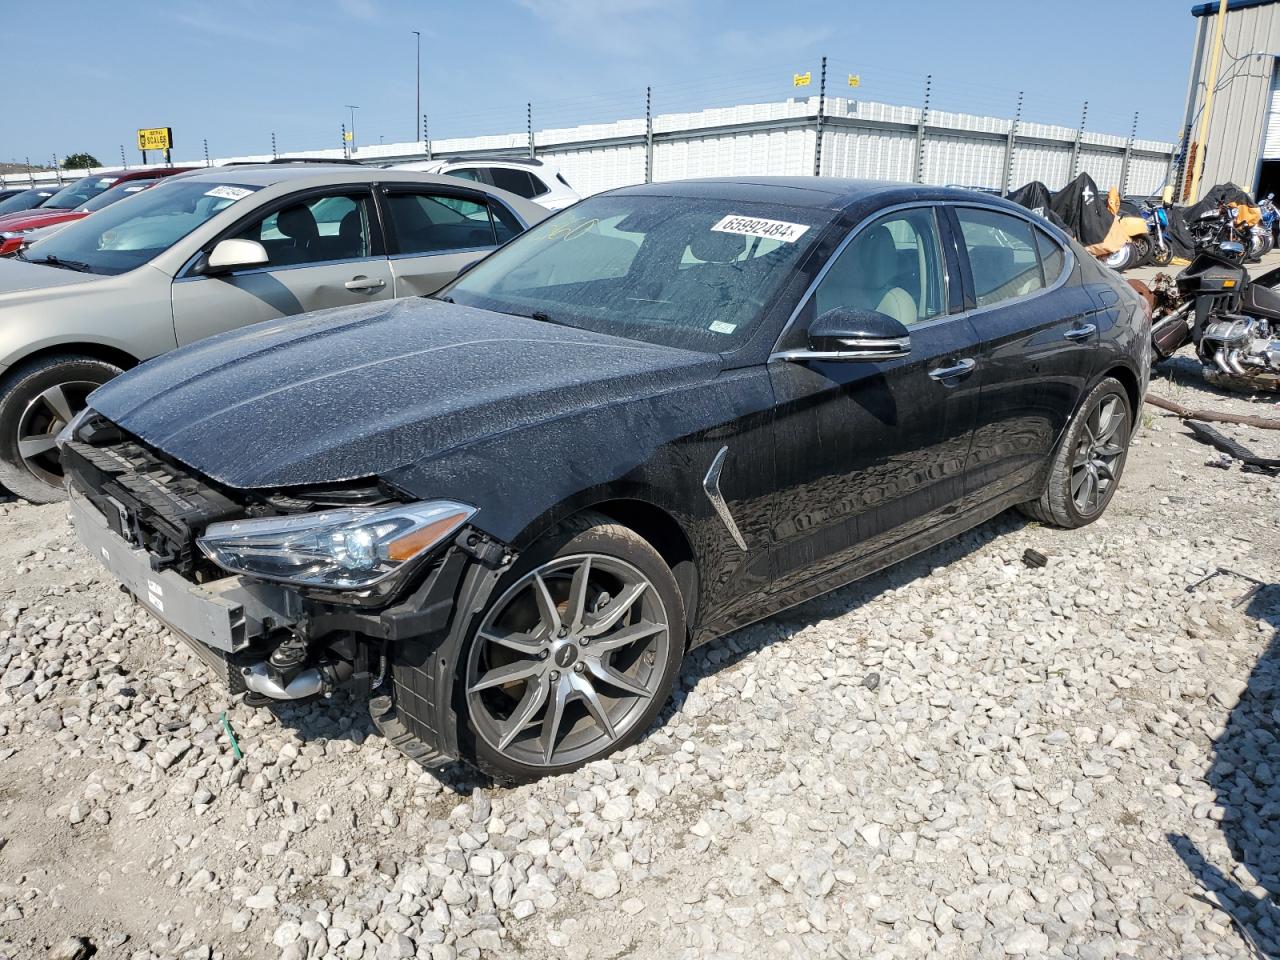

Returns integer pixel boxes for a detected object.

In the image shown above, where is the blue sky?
[5,0,1197,166]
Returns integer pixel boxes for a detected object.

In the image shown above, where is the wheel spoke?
[478,627,543,654]
[571,672,616,741]
[531,573,562,634]
[582,581,648,637]
[586,659,652,699]
[541,674,570,764]
[497,675,550,751]
[1096,399,1122,445]
[566,557,592,632]
[468,658,543,694]
[38,384,76,425]
[586,618,664,654]
[1071,466,1090,501]
[1072,443,1091,468]
[17,433,58,460]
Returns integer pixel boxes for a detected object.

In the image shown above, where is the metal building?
[1179,0,1280,198]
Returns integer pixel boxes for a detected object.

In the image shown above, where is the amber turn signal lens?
[386,511,471,561]
[1223,279,1237,288]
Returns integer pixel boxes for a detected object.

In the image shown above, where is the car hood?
[88,297,722,489]
[0,257,101,293]
[0,210,83,232]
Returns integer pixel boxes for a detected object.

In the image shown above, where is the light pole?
[345,104,359,153]
[412,31,422,144]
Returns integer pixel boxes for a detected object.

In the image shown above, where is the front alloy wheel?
[461,515,684,780]
[1069,394,1126,516]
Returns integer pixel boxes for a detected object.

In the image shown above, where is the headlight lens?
[197,500,475,589]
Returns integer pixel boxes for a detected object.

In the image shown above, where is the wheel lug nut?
[558,627,568,637]
[573,663,585,673]
[580,637,590,646]
[549,670,560,681]
[539,650,548,660]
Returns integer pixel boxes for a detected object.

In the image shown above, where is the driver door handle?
[1063,323,1097,341]
[927,358,976,381]
[345,276,386,292]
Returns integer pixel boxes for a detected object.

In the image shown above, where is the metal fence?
[3,95,1175,198]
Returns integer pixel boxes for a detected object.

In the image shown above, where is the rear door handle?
[1063,323,1097,341]
[345,276,386,292]
[927,358,976,381]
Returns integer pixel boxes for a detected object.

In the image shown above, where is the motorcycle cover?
[1050,173,1114,247]
[1007,181,1069,232]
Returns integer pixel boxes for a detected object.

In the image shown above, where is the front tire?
[458,512,685,782]
[0,355,122,504]
[1018,377,1132,529]
[1151,241,1174,268]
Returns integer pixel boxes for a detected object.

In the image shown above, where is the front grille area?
[63,433,244,581]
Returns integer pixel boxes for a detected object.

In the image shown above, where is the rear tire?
[457,512,685,783]
[1018,377,1132,529]
[1103,243,1135,272]
[0,355,122,504]
[1131,235,1153,267]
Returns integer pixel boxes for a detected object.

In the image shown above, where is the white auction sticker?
[204,185,253,201]
[708,320,737,334]
[711,214,810,243]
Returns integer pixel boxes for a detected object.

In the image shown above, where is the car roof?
[612,176,1031,214]
[167,165,494,188]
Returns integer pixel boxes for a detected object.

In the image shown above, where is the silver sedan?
[0,165,547,502]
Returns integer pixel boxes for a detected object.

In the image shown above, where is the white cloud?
[515,0,687,54]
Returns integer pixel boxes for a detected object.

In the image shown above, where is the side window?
[234,192,372,267]
[1035,228,1066,285]
[490,202,524,244]
[814,207,946,326]
[487,167,540,199]
[445,168,483,183]
[384,191,497,254]
[955,208,1045,307]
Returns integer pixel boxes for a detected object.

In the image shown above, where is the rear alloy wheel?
[1131,235,1153,267]
[1151,241,1174,268]
[0,355,122,504]
[1018,376,1132,529]
[461,514,684,782]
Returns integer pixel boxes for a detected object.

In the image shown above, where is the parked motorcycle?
[1251,193,1277,260]
[1150,240,1280,391]
[1140,200,1174,267]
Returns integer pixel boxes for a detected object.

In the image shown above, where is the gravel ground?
[1,354,1279,960]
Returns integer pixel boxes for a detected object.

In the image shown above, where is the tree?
[61,153,100,170]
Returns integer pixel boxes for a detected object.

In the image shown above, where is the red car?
[0,167,196,255]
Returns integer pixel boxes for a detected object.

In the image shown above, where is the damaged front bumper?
[69,486,512,769]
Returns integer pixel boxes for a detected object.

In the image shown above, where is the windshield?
[0,189,55,215]
[442,194,833,351]
[78,179,157,212]
[42,175,120,210]
[22,180,262,275]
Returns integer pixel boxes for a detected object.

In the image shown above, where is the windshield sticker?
[709,320,737,334]
[204,185,254,201]
[124,185,146,192]
[96,179,116,188]
[712,214,809,243]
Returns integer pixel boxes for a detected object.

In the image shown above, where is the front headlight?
[197,500,475,589]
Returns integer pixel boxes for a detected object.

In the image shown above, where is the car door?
[946,205,1098,501]
[379,186,524,296]
[766,204,984,597]
[170,187,393,345]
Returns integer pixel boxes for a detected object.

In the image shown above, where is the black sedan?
[63,178,1150,781]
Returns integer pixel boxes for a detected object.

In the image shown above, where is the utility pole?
[119,144,128,170]
[813,55,827,177]
[1189,0,1229,202]
[645,86,654,184]
[341,123,348,159]
[913,75,932,183]
[271,131,278,159]
[412,31,422,144]
[52,155,63,184]
[423,114,432,160]
[345,105,359,154]
[527,102,535,159]
[1002,91,1023,197]
[203,138,211,167]
[25,158,33,187]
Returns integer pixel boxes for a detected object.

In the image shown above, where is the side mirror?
[203,238,268,274]
[791,307,911,361]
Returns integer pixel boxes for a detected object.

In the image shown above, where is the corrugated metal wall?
[3,96,1175,197]
[1180,0,1280,195]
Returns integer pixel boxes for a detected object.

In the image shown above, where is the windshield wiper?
[31,255,93,273]
[528,311,562,326]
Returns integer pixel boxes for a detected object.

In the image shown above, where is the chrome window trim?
[173,253,389,282]
[388,245,494,262]
[768,201,953,360]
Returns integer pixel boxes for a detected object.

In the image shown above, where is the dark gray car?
[0,165,546,503]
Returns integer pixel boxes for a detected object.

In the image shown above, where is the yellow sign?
[848,74,861,88]
[136,127,172,152]
[344,131,354,142]
[793,72,811,87]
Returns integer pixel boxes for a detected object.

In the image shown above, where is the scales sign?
[136,127,173,152]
